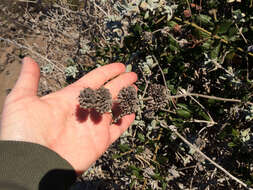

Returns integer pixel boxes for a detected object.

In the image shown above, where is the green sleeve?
[0,141,76,190]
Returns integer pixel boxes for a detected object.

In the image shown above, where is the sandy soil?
[0,45,22,112]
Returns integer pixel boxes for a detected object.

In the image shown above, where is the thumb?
[8,57,40,100]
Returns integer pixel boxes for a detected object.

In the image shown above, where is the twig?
[177,165,197,171]
[0,37,64,73]
[135,155,145,168]
[160,121,253,190]
[190,165,198,189]
[135,154,150,167]
[246,54,249,81]
[52,3,79,13]
[160,108,176,114]
[153,55,177,108]
[143,92,253,106]
[174,17,253,57]
[152,128,163,161]
[185,0,192,16]
[186,90,215,126]
[142,127,162,190]
[235,23,248,44]
[138,66,149,99]
[167,92,253,106]
[189,93,253,105]
[93,1,108,17]
[184,119,217,125]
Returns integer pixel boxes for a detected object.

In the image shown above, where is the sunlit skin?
[0,57,138,174]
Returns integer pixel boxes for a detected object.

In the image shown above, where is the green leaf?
[129,165,140,171]
[167,84,176,94]
[210,42,221,59]
[129,165,143,179]
[208,99,216,105]
[202,39,213,50]
[67,57,75,64]
[162,182,167,190]
[152,173,163,180]
[138,133,145,142]
[198,110,211,121]
[163,68,168,74]
[136,147,144,154]
[124,35,137,50]
[167,21,178,28]
[176,109,192,119]
[241,128,250,137]
[228,26,238,39]
[168,42,179,52]
[196,14,213,26]
[232,129,240,138]
[157,156,168,164]
[165,54,174,63]
[133,24,143,35]
[177,103,191,112]
[228,142,236,147]
[130,179,137,189]
[112,154,121,159]
[216,20,233,34]
[119,144,130,152]
[195,29,210,38]
[132,169,140,178]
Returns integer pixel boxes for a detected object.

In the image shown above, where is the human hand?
[0,57,137,174]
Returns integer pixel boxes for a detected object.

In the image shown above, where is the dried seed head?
[144,109,155,119]
[143,97,157,119]
[114,86,138,122]
[94,87,112,114]
[79,87,112,114]
[79,88,96,109]
[148,83,168,109]
[144,84,168,119]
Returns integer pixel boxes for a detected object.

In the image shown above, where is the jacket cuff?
[0,141,76,190]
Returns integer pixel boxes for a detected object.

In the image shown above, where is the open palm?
[0,57,137,174]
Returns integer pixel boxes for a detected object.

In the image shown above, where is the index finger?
[66,63,126,91]
[67,63,125,90]
[49,63,125,105]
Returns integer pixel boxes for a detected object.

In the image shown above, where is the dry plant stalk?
[160,121,253,190]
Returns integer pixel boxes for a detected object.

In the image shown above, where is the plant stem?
[160,122,253,190]
[174,17,253,57]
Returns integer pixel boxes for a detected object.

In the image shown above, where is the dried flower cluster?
[115,86,138,122]
[79,86,138,120]
[79,87,112,114]
[144,83,168,118]
[95,87,113,114]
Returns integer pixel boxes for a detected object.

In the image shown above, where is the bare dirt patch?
[0,45,21,110]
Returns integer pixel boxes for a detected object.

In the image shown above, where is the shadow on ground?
[71,180,122,190]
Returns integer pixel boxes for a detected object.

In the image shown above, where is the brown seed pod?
[147,83,168,110]
[114,86,138,122]
[94,87,112,114]
[79,87,97,109]
[144,83,169,119]
[79,87,112,114]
